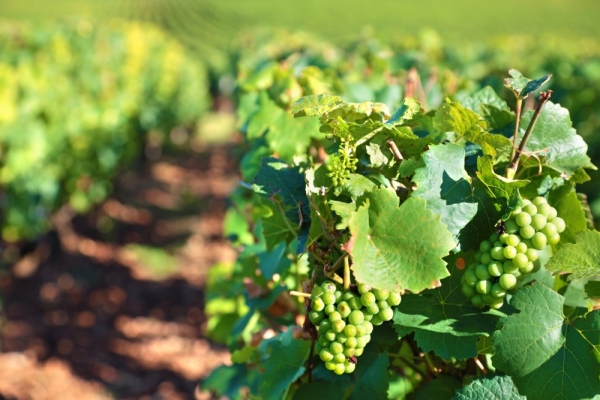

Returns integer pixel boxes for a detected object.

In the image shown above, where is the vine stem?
[343,256,350,291]
[505,90,552,179]
[324,251,348,275]
[509,98,523,164]
[386,139,403,163]
[290,291,311,298]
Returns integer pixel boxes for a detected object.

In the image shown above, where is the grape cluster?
[325,140,358,187]
[462,196,565,309]
[308,281,401,375]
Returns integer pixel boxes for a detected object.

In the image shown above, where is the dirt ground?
[0,139,240,399]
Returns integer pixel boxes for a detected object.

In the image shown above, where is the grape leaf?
[585,281,600,298]
[329,200,355,230]
[347,189,456,293]
[247,92,321,161]
[492,283,565,376]
[291,94,344,117]
[432,100,512,160]
[545,230,600,280]
[519,102,596,178]
[504,69,551,99]
[385,97,424,127]
[259,242,291,280]
[461,86,515,131]
[201,364,249,400]
[548,183,588,244]
[261,200,298,250]
[393,254,502,360]
[477,155,529,213]
[511,307,600,400]
[256,329,311,400]
[253,157,310,252]
[414,374,462,400]
[452,375,525,400]
[348,348,390,400]
[411,144,478,246]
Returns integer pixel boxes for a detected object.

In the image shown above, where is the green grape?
[476,280,492,295]
[311,298,325,312]
[325,361,336,371]
[522,199,532,206]
[319,320,332,332]
[354,348,364,357]
[360,292,376,307]
[489,298,504,310]
[344,324,357,337]
[387,292,401,306]
[476,264,492,280]
[336,332,348,344]
[358,283,371,294]
[548,234,561,245]
[322,292,336,306]
[465,270,478,287]
[355,324,367,337]
[348,297,362,310]
[516,212,532,227]
[330,342,344,354]
[512,268,523,279]
[356,335,370,348]
[374,289,389,301]
[499,233,510,244]
[536,202,552,217]
[348,310,365,325]
[379,307,394,321]
[318,335,330,347]
[378,300,390,310]
[493,241,503,248]
[519,225,536,239]
[362,321,374,335]
[462,284,477,298]
[491,283,506,298]
[531,259,542,273]
[322,281,337,293]
[337,302,351,318]
[488,261,504,277]
[343,347,355,358]
[503,260,519,273]
[491,247,506,261]
[343,292,355,301]
[366,304,379,315]
[507,234,520,247]
[489,232,500,243]
[546,207,558,220]
[325,330,337,341]
[510,207,522,217]
[329,311,342,322]
[503,246,517,259]
[346,337,358,348]
[474,251,482,262]
[320,348,334,362]
[531,232,547,249]
[519,262,534,274]
[363,313,373,322]
[515,242,528,254]
[479,240,492,253]
[532,196,547,206]
[512,253,529,269]
[471,294,484,308]
[531,214,547,231]
[549,217,565,233]
[481,294,495,305]
[309,311,324,324]
[333,353,346,363]
[525,248,538,262]
[324,304,336,315]
[312,286,324,298]
[541,222,557,237]
[480,252,493,265]
[371,315,383,325]
[344,361,356,374]
[523,204,538,216]
[504,219,519,234]
[331,319,346,333]
[333,363,346,375]
[334,290,343,302]
[499,273,517,290]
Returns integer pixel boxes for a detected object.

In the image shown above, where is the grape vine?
[204,68,600,400]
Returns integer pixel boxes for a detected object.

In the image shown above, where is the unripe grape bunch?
[461,196,565,309]
[308,280,402,375]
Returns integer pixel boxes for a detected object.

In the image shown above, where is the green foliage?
[205,63,600,400]
[545,230,600,280]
